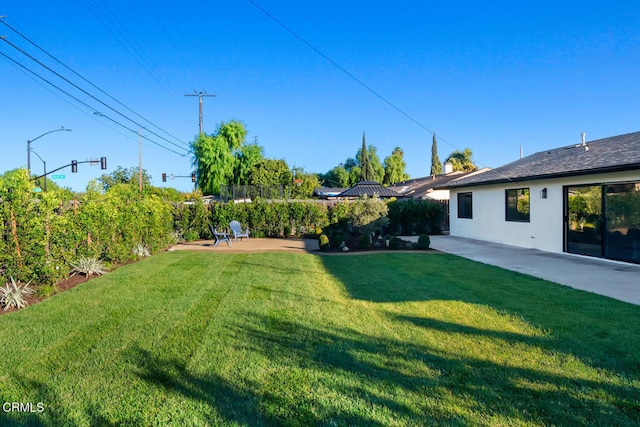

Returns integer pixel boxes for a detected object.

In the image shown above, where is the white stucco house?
[442,131,640,264]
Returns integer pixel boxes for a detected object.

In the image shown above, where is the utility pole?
[185,90,215,134]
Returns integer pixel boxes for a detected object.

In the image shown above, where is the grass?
[0,251,638,426]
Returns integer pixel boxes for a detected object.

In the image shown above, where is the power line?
[0,19,188,149]
[245,0,472,160]
[80,0,173,93]
[0,49,189,157]
[1,36,190,154]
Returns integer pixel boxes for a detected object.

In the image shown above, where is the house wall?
[450,170,640,253]
[423,189,450,201]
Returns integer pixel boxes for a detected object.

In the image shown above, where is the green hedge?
[0,172,447,289]
[173,199,331,239]
[0,174,174,286]
[387,199,444,235]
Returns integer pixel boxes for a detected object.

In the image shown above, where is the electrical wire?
[0,19,188,149]
[245,0,477,163]
[0,49,189,157]
[1,36,190,154]
[81,0,173,93]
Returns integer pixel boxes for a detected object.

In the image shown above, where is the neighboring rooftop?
[445,131,640,188]
[337,180,402,198]
[390,171,471,199]
[313,187,348,198]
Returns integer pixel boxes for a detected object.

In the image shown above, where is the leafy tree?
[290,167,322,199]
[348,165,362,186]
[249,159,292,187]
[233,142,264,185]
[445,148,478,172]
[343,157,358,172]
[191,133,234,195]
[99,166,152,191]
[383,147,410,185]
[216,120,247,151]
[321,165,350,188]
[431,133,442,175]
[191,120,254,194]
[356,136,384,183]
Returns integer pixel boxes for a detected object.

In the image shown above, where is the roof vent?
[581,132,586,146]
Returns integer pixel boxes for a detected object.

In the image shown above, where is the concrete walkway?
[429,235,640,305]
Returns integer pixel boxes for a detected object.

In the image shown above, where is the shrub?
[318,234,330,251]
[327,229,348,248]
[36,284,57,298]
[416,234,431,250]
[389,237,403,250]
[1,277,34,311]
[358,233,371,250]
[387,199,445,235]
[350,195,389,234]
[70,256,109,277]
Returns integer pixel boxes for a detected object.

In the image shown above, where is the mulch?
[1,273,91,316]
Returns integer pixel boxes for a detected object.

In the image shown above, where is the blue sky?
[1,1,639,192]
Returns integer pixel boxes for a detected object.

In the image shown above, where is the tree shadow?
[312,254,640,424]
[125,345,390,426]
[231,311,639,425]
[319,253,640,372]
[0,375,139,426]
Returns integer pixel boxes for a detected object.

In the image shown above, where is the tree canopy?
[445,148,478,172]
[321,135,408,187]
[383,147,410,185]
[191,120,260,195]
[99,166,152,191]
[249,159,292,187]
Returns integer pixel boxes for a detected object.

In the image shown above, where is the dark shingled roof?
[390,171,472,199]
[445,131,640,188]
[337,180,402,198]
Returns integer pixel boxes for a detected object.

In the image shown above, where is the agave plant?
[1,277,35,311]
[133,243,151,257]
[70,256,109,277]
[170,230,184,244]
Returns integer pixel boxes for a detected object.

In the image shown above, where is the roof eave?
[445,163,640,189]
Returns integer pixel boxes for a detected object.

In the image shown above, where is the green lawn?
[1,251,638,426]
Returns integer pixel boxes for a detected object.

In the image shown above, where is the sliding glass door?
[565,185,603,257]
[565,182,640,263]
[605,183,640,263]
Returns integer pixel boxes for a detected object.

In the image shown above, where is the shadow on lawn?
[314,254,640,424]
[0,376,138,427]
[319,253,640,372]
[229,312,639,425]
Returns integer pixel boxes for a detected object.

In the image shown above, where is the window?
[457,192,473,219]
[506,188,530,222]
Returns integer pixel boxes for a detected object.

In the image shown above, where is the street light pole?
[27,126,72,176]
[30,149,47,191]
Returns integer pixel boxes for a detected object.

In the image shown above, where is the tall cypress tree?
[430,132,443,175]
[360,132,372,181]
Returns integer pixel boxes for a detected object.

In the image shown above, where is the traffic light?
[100,157,107,170]
[191,172,196,182]
[71,160,78,173]
[162,173,167,182]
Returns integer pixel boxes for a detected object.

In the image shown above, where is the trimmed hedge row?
[173,199,331,240]
[1,171,445,288]
[1,174,173,286]
[387,198,444,235]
